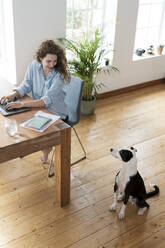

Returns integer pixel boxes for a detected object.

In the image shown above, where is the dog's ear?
[119,149,133,162]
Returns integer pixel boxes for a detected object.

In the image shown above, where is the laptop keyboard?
[0,103,12,113]
[0,101,30,116]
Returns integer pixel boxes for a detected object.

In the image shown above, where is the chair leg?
[71,126,86,166]
[48,126,86,177]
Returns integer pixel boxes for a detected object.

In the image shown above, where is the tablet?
[26,115,52,130]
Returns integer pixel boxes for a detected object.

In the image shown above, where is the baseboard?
[97,78,165,100]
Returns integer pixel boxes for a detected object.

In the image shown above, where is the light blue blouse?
[16,60,68,119]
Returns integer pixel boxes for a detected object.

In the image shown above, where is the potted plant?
[65,30,118,115]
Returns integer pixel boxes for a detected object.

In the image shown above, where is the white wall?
[13,0,66,84]
[0,0,66,85]
[97,0,165,93]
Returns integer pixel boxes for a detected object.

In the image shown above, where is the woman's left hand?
[5,101,24,110]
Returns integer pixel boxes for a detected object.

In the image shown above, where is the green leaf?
[65,29,119,100]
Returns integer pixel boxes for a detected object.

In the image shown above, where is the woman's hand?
[0,92,17,104]
[5,101,24,110]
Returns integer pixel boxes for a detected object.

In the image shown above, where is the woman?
[1,40,70,163]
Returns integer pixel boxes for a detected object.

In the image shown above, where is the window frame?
[66,0,117,65]
[134,0,165,59]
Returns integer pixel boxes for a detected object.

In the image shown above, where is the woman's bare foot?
[40,147,52,164]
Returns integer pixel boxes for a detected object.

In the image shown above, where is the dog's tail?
[145,184,159,199]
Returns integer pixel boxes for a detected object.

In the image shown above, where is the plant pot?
[81,97,96,115]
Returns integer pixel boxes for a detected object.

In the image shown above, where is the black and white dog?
[109,147,159,219]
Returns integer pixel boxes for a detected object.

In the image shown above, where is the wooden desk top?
[0,106,70,163]
[0,108,64,147]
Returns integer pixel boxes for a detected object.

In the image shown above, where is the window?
[134,0,165,55]
[0,0,5,61]
[66,0,117,62]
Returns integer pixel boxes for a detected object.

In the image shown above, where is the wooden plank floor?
[0,83,165,248]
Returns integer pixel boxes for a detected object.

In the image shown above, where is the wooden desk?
[0,108,71,207]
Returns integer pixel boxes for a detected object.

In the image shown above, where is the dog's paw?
[118,211,125,219]
[138,207,147,215]
[109,203,116,211]
[117,194,123,201]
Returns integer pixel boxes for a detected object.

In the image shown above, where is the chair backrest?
[64,76,84,126]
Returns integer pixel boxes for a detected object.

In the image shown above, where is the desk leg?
[54,127,71,207]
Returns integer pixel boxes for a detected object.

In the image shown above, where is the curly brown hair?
[35,40,70,82]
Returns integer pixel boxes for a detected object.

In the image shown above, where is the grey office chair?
[48,76,86,177]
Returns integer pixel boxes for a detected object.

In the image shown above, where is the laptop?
[0,99,31,116]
